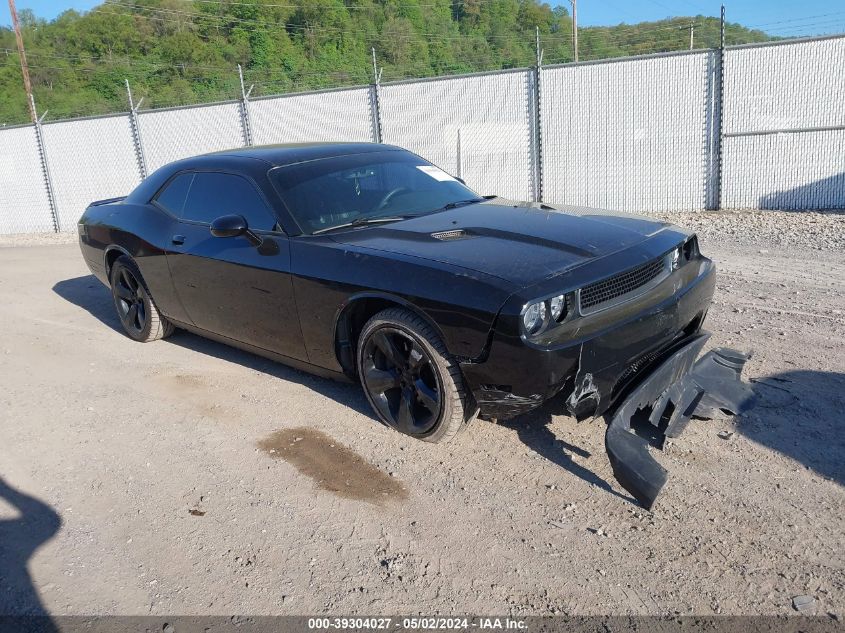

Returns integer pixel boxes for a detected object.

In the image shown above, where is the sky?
[1,0,844,36]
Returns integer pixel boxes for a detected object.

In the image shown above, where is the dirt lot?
[0,210,843,617]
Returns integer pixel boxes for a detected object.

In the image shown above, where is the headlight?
[670,246,682,271]
[522,301,546,335]
[550,294,567,322]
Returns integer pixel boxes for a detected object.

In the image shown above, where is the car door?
[161,170,307,362]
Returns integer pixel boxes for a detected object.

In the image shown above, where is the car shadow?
[53,274,642,498]
[66,275,845,502]
[498,398,637,503]
[0,476,61,631]
[736,370,845,487]
[165,334,374,418]
[53,275,123,331]
[52,275,375,419]
[758,172,845,211]
[497,368,845,502]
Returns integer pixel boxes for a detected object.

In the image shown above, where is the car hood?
[329,201,676,288]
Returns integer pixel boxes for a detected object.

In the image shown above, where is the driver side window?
[180,172,277,231]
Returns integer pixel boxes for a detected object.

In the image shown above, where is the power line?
[764,20,845,34]
[0,50,378,80]
[104,2,574,42]
[746,11,845,29]
[126,0,722,45]
[103,0,717,43]
[97,3,474,42]
[172,0,447,11]
[10,0,837,89]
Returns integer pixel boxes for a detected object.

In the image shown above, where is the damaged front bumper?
[605,332,756,509]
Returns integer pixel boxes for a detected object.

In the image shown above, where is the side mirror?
[456,177,467,185]
[210,214,261,246]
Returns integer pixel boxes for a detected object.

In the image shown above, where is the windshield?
[270,150,481,235]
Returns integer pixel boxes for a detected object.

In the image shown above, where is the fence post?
[238,64,254,147]
[713,4,726,210]
[125,79,147,180]
[30,96,60,232]
[532,27,544,203]
[369,48,383,143]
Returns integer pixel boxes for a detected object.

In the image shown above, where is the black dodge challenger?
[78,142,754,508]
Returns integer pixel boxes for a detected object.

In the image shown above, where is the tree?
[0,0,776,125]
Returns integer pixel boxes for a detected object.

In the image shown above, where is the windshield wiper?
[312,216,408,235]
[437,198,486,211]
[312,199,485,235]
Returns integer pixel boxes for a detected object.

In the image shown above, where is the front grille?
[616,346,667,391]
[579,257,666,313]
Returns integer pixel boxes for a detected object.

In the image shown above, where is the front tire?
[110,256,174,342]
[357,307,474,443]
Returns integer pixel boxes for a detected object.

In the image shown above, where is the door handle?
[171,234,185,245]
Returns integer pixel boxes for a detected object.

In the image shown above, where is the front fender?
[291,238,514,372]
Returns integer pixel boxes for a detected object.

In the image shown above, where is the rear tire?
[357,307,474,444]
[110,256,174,343]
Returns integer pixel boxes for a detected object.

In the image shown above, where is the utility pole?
[680,21,696,50]
[8,0,36,122]
[569,0,578,62]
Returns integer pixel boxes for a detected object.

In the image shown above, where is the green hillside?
[0,0,773,125]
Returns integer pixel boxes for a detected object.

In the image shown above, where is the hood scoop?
[431,229,470,241]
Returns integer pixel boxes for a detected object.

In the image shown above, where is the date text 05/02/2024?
[306,618,528,630]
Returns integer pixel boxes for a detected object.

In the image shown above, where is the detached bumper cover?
[605,333,756,509]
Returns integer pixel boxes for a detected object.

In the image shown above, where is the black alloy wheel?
[109,255,174,343]
[114,266,147,335]
[357,307,473,443]
[361,327,443,436]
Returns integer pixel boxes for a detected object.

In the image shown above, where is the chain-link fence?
[721,35,845,209]
[541,50,718,211]
[41,114,142,231]
[380,69,537,202]
[250,87,376,145]
[138,101,247,173]
[0,124,55,233]
[1,34,843,235]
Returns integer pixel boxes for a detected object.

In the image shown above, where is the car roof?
[204,142,403,167]
[124,142,409,216]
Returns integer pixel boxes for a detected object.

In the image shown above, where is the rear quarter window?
[154,173,194,216]
[182,172,276,231]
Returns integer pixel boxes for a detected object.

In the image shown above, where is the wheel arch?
[103,245,132,278]
[333,292,449,378]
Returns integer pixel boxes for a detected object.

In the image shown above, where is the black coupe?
[78,143,754,508]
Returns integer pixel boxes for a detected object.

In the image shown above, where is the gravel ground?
[0,231,78,248]
[0,209,843,617]
[647,209,845,251]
